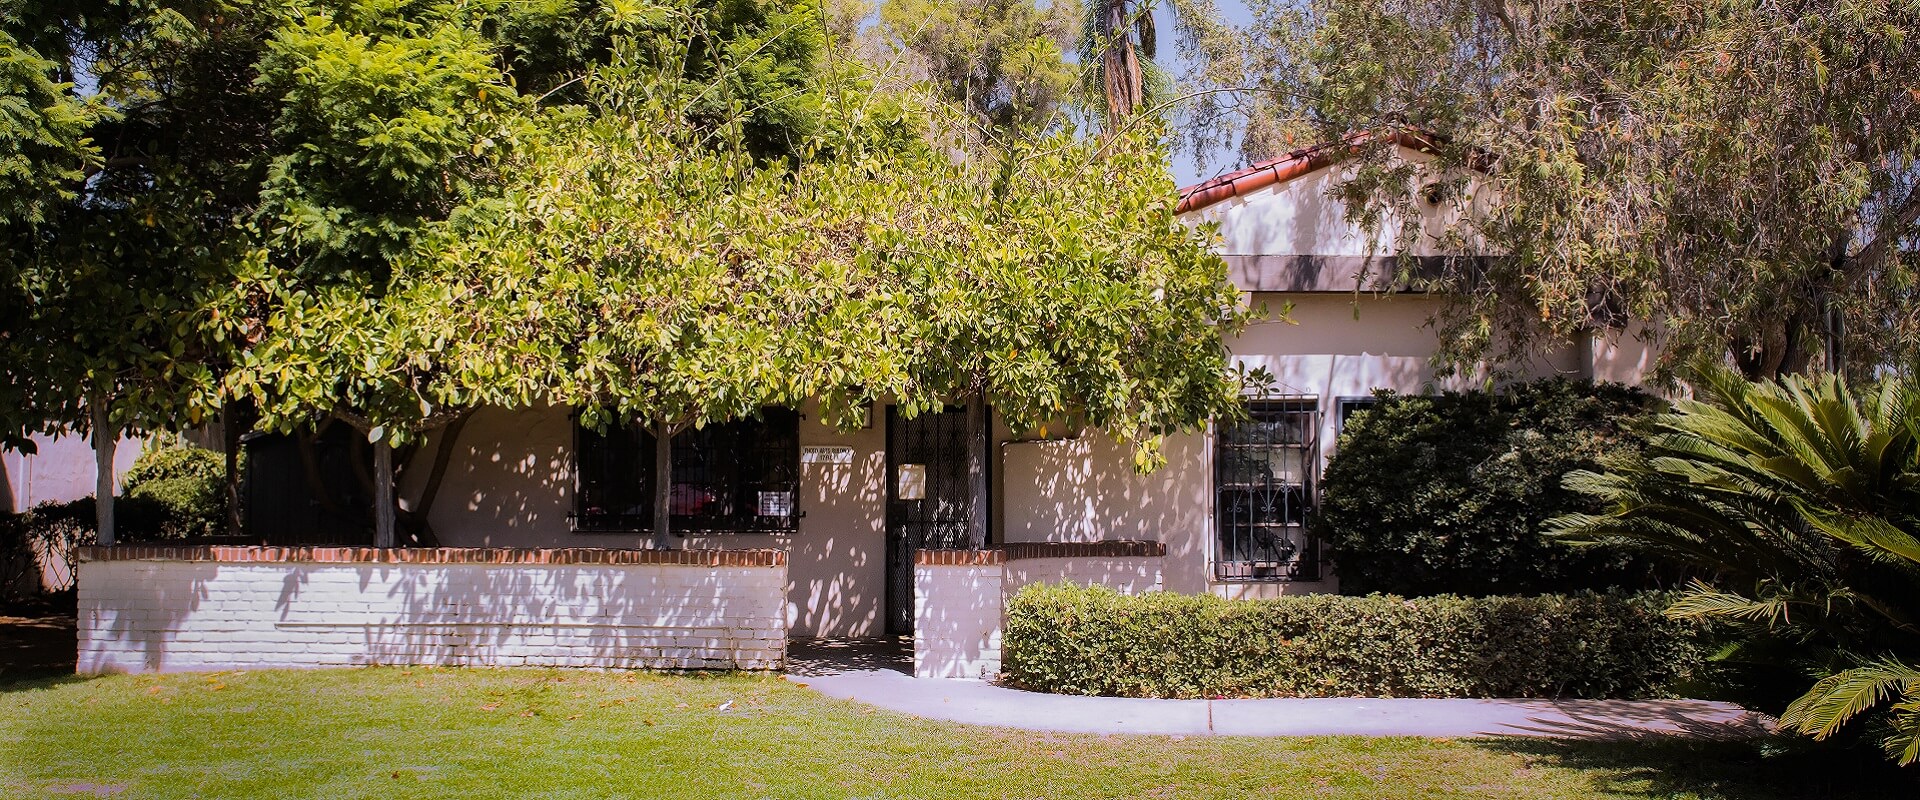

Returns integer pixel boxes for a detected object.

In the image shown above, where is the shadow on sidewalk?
[1487,699,1772,741]
[786,637,912,677]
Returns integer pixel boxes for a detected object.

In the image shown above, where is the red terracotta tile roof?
[1176,131,1441,214]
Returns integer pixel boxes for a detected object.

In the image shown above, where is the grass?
[0,667,1913,799]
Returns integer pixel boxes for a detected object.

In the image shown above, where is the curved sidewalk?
[788,670,1773,740]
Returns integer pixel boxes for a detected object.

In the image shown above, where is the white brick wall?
[77,559,788,673]
[913,565,1003,680]
[1003,556,1163,596]
[914,555,1162,680]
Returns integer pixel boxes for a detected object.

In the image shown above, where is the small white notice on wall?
[758,491,794,517]
[801,445,854,465]
[897,464,927,500]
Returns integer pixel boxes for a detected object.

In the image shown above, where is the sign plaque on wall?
[800,445,854,465]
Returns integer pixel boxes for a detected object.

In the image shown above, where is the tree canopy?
[3,0,1251,544]
[1194,0,1920,381]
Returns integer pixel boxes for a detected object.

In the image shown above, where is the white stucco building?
[75,138,1662,676]
[277,139,1658,624]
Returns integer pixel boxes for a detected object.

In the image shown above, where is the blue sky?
[1157,0,1254,188]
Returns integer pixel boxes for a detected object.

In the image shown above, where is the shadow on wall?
[80,561,215,673]
[783,445,884,638]
[81,558,785,672]
[330,563,780,669]
[395,405,893,639]
[405,406,586,548]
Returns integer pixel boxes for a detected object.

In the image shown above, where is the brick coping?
[915,540,1165,566]
[76,545,786,567]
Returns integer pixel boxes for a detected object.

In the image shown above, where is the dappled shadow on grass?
[1474,735,1918,800]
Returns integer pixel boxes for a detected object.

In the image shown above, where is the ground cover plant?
[0,666,1914,800]
[1002,584,1705,699]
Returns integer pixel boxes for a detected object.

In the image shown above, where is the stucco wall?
[399,291,1597,616]
[399,404,889,639]
[999,433,1210,594]
[914,552,1164,680]
[2,432,142,514]
[1186,146,1491,259]
[76,548,787,673]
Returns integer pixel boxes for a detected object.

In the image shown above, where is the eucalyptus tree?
[872,0,1082,146]
[1197,0,1920,381]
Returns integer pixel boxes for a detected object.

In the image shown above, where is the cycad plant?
[1550,365,1920,764]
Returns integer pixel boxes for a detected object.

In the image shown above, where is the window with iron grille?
[1214,399,1320,581]
[573,409,801,533]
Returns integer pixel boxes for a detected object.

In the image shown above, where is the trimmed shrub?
[1002,583,1708,699]
[122,443,231,537]
[1317,378,1663,595]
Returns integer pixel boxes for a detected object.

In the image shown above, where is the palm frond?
[1779,657,1920,743]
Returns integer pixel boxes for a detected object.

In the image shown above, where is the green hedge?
[1002,583,1708,699]
[1317,379,1663,595]
[122,443,231,538]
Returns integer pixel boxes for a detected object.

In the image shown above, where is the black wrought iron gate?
[885,405,976,635]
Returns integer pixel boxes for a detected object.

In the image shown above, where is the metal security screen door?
[1214,400,1322,581]
[885,405,977,635]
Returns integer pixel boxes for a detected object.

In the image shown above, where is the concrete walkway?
[789,669,1774,740]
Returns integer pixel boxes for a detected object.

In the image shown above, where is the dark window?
[243,420,375,546]
[573,409,801,534]
[1214,399,1320,581]
[1336,396,1382,431]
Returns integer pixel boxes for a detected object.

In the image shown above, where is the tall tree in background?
[1084,0,1150,130]
[1199,0,1920,381]
[872,0,1080,148]
[1078,0,1229,135]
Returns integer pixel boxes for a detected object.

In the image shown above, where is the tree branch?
[1845,190,1920,277]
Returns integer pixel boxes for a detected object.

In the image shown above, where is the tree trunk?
[372,439,396,548]
[91,399,116,547]
[966,399,990,550]
[652,418,674,551]
[1100,0,1144,131]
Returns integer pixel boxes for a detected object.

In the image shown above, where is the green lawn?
[0,667,1910,800]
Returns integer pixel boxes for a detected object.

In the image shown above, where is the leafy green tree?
[1198,0,1920,381]
[406,26,1247,547]
[227,0,838,546]
[1552,366,1920,764]
[0,0,266,543]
